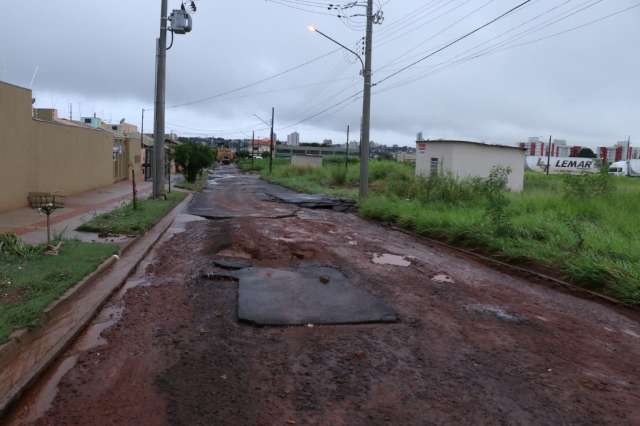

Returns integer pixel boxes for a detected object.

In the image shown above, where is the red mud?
[4,167,640,425]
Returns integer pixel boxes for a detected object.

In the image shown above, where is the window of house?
[430,158,439,175]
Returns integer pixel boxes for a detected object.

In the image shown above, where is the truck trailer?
[608,160,640,177]
[525,156,598,174]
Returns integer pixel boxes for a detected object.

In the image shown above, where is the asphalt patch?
[236,265,397,326]
[212,257,252,270]
[264,188,356,212]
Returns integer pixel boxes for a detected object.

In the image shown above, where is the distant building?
[251,138,272,155]
[417,131,424,141]
[286,132,300,146]
[417,140,526,192]
[322,139,333,146]
[598,140,638,163]
[395,151,416,164]
[519,138,583,158]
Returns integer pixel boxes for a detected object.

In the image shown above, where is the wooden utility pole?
[269,107,275,175]
[153,0,168,199]
[132,169,138,210]
[252,130,255,169]
[359,0,374,199]
[345,124,350,168]
[546,135,552,176]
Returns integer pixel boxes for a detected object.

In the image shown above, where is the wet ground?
[4,165,640,425]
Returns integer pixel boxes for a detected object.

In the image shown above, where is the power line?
[378,0,572,75]
[375,0,495,72]
[374,1,640,95]
[374,0,534,86]
[161,48,340,110]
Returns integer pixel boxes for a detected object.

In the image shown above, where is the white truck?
[608,160,640,177]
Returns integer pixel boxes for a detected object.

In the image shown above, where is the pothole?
[431,274,455,284]
[216,248,252,259]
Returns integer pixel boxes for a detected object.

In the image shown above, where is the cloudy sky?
[2,0,639,147]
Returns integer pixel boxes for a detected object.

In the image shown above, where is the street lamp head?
[307,25,317,32]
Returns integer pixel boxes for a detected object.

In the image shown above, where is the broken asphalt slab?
[262,187,356,212]
[235,264,397,326]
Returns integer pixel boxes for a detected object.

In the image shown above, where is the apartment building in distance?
[286,132,300,146]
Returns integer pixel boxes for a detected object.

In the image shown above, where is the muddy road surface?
[5,165,640,425]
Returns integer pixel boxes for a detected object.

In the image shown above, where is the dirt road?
[5,165,640,425]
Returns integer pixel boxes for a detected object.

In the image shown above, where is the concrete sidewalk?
[0,180,153,245]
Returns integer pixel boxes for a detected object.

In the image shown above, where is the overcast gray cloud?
[2,0,639,148]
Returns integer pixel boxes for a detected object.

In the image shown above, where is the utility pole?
[546,135,552,176]
[269,107,275,175]
[153,0,168,199]
[359,0,374,199]
[345,124,350,168]
[69,103,73,121]
[140,108,145,148]
[252,130,255,169]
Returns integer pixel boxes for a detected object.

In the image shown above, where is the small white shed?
[416,140,526,192]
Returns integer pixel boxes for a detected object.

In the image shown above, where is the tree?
[174,142,214,183]
[576,147,597,158]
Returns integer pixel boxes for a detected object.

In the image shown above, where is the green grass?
[239,158,640,304]
[0,240,118,342]
[78,192,187,236]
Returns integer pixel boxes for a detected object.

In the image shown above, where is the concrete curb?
[0,193,192,417]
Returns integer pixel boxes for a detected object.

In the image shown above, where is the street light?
[308,20,373,199]
[307,25,364,74]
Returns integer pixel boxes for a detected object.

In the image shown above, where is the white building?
[287,132,300,146]
[416,140,526,192]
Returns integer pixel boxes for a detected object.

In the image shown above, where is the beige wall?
[0,81,113,212]
[416,141,525,192]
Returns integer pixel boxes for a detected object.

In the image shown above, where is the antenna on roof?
[29,65,39,89]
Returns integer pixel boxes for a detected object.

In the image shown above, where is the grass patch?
[240,158,640,304]
[0,240,118,342]
[174,172,208,192]
[78,192,187,236]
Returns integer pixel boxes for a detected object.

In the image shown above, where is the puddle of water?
[11,354,79,425]
[623,329,640,339]
[431,274,455,284]
[165,213,206,237]
[372,253,411,267]
[75,304,124,352]
[469,304,525,323]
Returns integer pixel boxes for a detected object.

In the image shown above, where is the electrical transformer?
[169,9,192,34]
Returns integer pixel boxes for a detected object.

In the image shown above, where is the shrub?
[328,166,347,186]
[174,142,214,183]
